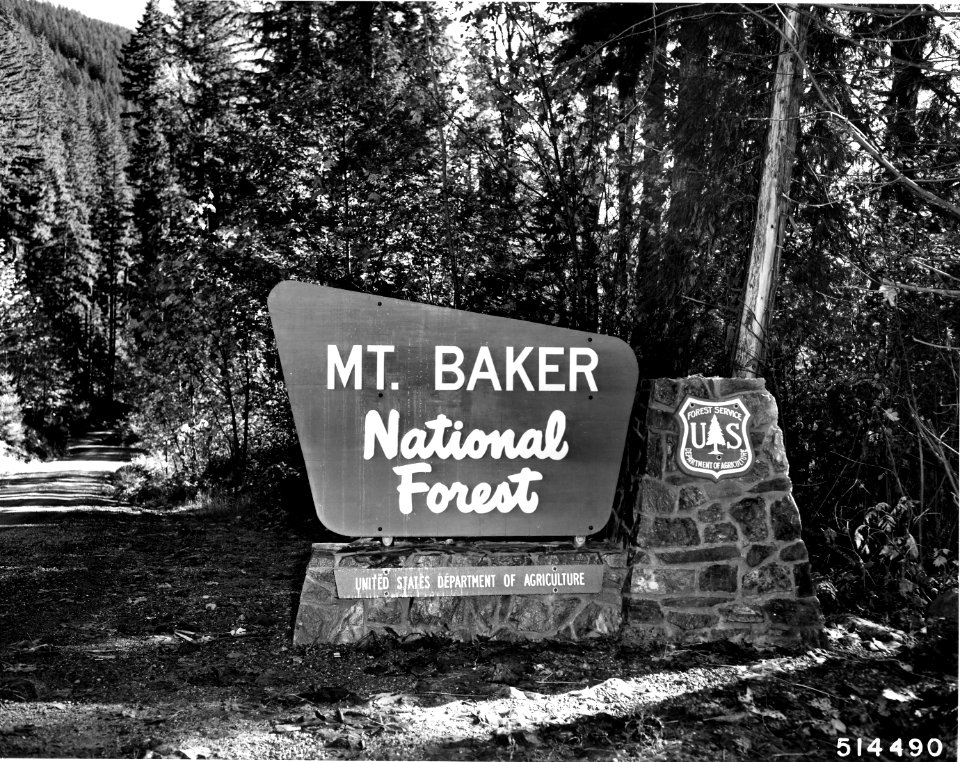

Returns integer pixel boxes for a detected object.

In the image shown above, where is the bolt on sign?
[268,281,638,538]
[676,396,754,480]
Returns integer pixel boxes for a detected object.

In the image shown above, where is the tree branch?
[881,280,960,299]
[912,336,960,352]
[740,3,960,221]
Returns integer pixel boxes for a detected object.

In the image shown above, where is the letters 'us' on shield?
[676,396,754,480]
[268,281,639,539]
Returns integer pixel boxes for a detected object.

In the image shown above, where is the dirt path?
[0,431,140,526]
[0,505,955,760]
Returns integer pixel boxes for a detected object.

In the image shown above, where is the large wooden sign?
[268,281,638,538]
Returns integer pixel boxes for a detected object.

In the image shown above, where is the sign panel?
[268,281,638,538]
[334,564,604,599]
[676,395,754,480]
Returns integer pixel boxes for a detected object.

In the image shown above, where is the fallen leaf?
[882,688,917,702]
[809,697,834,713]
[706,712,750,723]
[490,663,522,684]
[299,685,361,703]
[879,282,897,307]
[177,745,211,758]
[335,707,374,727]
[752,707,787,720]
[3,664,37,673]
[517,729,542,747]
[745,660,785,678]
[492,685,526,700]
[469,709,498,727]
[368,692,412,707]
[304,726,339,742]
[11,640,51,653]
[0,724,35,736]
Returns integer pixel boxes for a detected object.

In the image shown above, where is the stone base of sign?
[293,375,822,648]
[294,541,627,645]
[622,376,824,647]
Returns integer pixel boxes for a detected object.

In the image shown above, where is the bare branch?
[881,280,960,299]
[911,258,960,283]
[913,336,960,351]
[740,3,960,221]
[849,281,960,298]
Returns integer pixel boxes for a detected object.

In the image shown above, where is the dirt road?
[0,431,139,526]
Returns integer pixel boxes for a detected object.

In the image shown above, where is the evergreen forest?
[1,0,957,620]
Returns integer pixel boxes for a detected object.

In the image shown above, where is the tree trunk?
[639,16,707,378]
[107,261,116,408]
[629,42,667,349]
[605,37,641,333]
[431,68,461,310]
[731,6,809,378]
[882,10,930,210]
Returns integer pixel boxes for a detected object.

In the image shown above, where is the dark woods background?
[0,0,957,621]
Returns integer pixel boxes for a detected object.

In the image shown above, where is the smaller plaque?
[335,564,603,599]
[677,395,754,480]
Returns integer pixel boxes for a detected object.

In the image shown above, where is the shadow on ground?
[0,430,149,524]
[0,508,955,760]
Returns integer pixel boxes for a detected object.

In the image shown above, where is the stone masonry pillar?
[622,376,823,645]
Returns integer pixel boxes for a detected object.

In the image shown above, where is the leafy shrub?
[199,443,318,528]
[818,495,958,621]
[112,436,321,534]
[112,455,195,507]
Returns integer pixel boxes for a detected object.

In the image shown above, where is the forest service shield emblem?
[676,396,754,480]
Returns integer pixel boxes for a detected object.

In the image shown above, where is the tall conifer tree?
[120,0,178,283]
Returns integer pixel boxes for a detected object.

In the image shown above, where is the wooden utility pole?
[731,5,809,377]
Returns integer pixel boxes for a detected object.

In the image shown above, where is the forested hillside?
[1,1,957,618]
[0,0,131,451]
[4,0,128,93]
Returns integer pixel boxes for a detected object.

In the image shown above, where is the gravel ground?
[0,504,955,760]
